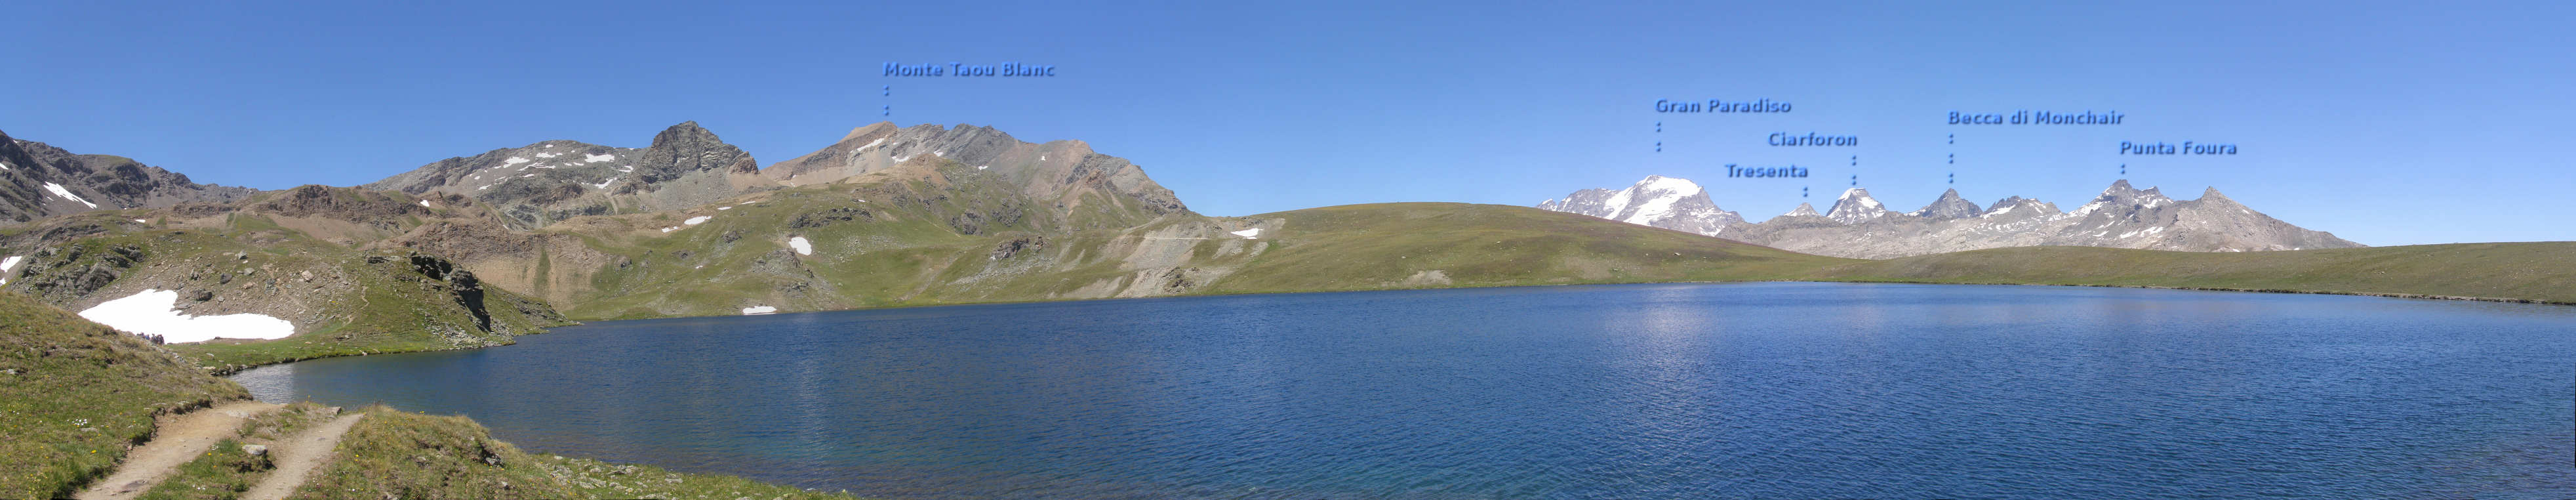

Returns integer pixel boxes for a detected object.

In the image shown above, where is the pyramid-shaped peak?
[1784,202,1822,217]
[2197,186,2240,205]
[1826,188,1896,224]
[1912,188,1984,219]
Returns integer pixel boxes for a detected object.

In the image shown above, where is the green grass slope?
[1209,203,1855,293]
[0,291,248,499]
[295,407,858,500]
[1811,242,2576,304]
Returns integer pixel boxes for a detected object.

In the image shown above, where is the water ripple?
[233,283,2576,498]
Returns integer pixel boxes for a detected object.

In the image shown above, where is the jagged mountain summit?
[0,129,256,223]
[363,121,772,229]
[1824,188,1902,224]
[1538,175,2364,259]
[1909,188,1984,219]
[1534,175,1745,236]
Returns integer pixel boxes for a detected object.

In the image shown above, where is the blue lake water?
[232,282,2576,498]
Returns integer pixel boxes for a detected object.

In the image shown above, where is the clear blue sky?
[7,1,2569,245]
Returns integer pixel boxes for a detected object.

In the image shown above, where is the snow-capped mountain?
[1536,175,1745,236]
[1538,175,2363,259]
[1824,188,1902,224]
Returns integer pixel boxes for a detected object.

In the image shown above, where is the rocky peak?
[643,121,759,175]
[1987,196,2030,213]
[1909,188,1983,219]
[1981,196,2061,218]
[1825,188,1899,224]
[2196,186,2240,206]
[1783,202,1822,218]
[2071,179,2176,218]
[650,121,716,147]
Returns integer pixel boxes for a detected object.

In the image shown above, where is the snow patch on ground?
[419,200,433,207]
[716,206,732,211]
[684,216,711,226]
[860,137,885,150]
[592,177,618,189]
[659,226,678,233]
[42,182,96,208]
[0,255,22,285]
[1230,228,1262,239]
[534,152,559,158]
[788,236,813,255]
[1,161,10,170]
[132,219,147,223]
[741,306,778,315]
[584,154,615,163]
[505,157,531,165]
[618,165,635,173]
[78,289,295,343]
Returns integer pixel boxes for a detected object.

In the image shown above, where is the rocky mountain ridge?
[361,121,770,230]
[1539,176,2364,259]
[0,129,257,224]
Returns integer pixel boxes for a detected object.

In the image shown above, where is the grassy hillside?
[0,205,571,371]
[295,407,858,500]
[521,194,1857,318]
[1209,203,1855,293]
[1811,242,2576,304]
[0,291,247,499]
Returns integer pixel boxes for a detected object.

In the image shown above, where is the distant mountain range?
[1537,175,2362,259]
[0,120,2564,377]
